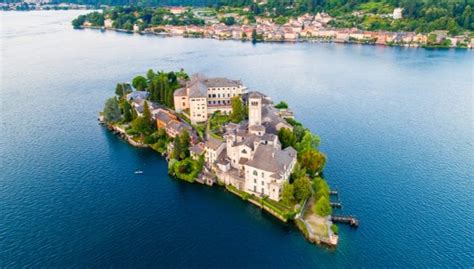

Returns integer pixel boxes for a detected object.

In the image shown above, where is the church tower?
[248,92,262,127]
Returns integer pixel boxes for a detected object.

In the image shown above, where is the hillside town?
[86,7,474,49]
[100,70,346,247]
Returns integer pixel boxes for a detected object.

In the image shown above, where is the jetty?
[329,190,338,196]
[331,215,359,228]
[330,202,342,209]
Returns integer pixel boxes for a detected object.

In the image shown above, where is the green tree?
[103,97,121,123]
[132,75,147,91]
[298,148,326,176]
[313,196,332,217]
[222,16,236,26]
[178,129,190,160]
[143,101,152,126]
[274,101,288,109]
[281,182,295,206]
[251,28,257,43]
[172,129,191,160]
[296,130,320,152]
[278,128,297,149]
[289,163,306,183]
[230,96,246,123]
[122,100,133,122]
[146,69,156,81]
[131,116,149,134]
[293,176,312,202]
[115,83,131,98]
[72,15,86,28]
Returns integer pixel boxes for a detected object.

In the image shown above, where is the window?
[253,170,257,176]
[254,186,256,192]
[218,94,220,98]
[261,172,264,178]
[254,179,256,183]
[261,181,264,186]
[261,188,264,194]
[182,102,185,106]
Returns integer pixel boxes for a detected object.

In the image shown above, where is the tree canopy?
[103,97,121,123]
[230,96,246,123]
[132,75,147,91]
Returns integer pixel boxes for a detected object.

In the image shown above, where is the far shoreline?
[78,25,473,51]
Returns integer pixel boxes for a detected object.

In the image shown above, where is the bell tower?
[248,92,262,127]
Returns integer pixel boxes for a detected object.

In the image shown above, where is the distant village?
[5,1,473,48]
[96,6,473,49]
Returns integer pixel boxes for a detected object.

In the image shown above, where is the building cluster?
[205,92,296,201]
[126,91,197,142]
[136,11,474,48]
[126,75,297,202]
[1,1,90,10]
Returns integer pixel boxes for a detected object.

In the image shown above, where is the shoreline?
[81,26,472,50]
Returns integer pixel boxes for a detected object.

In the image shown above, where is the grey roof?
[245,144,296,176]
[205,136,224,151]
[234,134,260,150]
[248,91,263,99]
[174,87,187,97]
[180,74,243,99]
[190,144,205,155]
[261,105,292,134]
[203,77,242,88]
[249,125,265,132]
[155,111,173,124]
[127,91,149,101]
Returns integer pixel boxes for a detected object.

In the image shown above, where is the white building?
[393,8,403,19]
[174,74,246,124]
[207,91,296,201]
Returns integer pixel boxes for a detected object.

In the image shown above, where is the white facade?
[174,75,246,124]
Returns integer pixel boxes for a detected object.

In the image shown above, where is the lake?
[1,10,473,267]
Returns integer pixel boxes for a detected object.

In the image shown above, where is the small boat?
[134,170,143,174]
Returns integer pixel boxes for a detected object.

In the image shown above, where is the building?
[174,74,246,124]
[393,8,403,19]
[205,91,296,201]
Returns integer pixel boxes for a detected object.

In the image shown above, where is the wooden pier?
[331,215,359,228]
[330,202,342,209]
[329,190,338,196]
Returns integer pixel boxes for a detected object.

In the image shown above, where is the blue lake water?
[1,10,473,267]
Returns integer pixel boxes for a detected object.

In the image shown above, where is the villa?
[173,74,246,124]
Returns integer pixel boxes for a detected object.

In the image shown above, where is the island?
[72,2,474,49]
[99,69,360,247]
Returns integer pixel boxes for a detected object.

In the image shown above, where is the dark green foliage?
[278,128,297,149]
[230,96,246,123]
[172,129,190,161]
[122,100,133,122]
[72,12,103,28]
[281,182,295,206]
[103,97,121,123]
[115,83,132,97]
[274,101,288,109]
[132,75,147,91]
[298,148,326,176]
[221,16,236,25]
[313,196,332,217]
[293,176,312,202]
[72,15,86,28]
